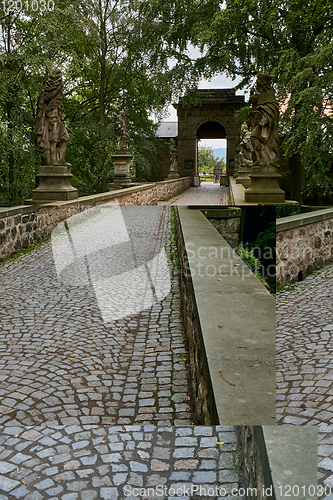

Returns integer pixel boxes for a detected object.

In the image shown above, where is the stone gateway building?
[156,89,245,181]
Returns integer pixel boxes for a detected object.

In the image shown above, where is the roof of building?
[156,122,178,138]
[178,89,245,105]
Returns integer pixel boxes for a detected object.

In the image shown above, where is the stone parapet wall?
[175,208,215,425]
[0,177,192,261]
[200,207,242,248]
[235,426,272,500]
[175,207,275,426]
[276,208,333,284]
[235,426,317,500]
[0,205,88,261]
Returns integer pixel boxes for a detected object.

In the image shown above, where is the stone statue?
[115,110,129,153]
[249,73,280,171]
[169,138,178,171]
[239,123,254,168]
[165,138,180,179]
[34,70,70,166]
[235,122,254,187]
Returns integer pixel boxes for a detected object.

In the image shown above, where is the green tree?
[0,0,82,205]
[57,0,208,193]
[198,145,219,172]
[191,0,333,203]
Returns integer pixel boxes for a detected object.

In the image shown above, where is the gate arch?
[176,89,245,177]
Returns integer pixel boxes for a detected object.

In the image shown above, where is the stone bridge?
[0,202,318,499]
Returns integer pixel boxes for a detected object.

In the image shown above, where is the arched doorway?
[176,89,245,178]
[197,121,226,139]
[196,121,227,178]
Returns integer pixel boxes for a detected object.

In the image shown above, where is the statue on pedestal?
[115,110,129,153]
[166,138,180,179]
[244,73,285,203]
[249,73,280,172]
[236,122,254,187]
[169,138,178,170]
[34,70,70,166]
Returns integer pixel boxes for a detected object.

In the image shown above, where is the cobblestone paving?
[276,264,333,426]
[318,424,333,499]
[0,424,240,499]
[276,264,333,499]
[0,206,191,427]
[161,183,229,205]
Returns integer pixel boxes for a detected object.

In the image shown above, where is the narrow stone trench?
[0,205,241,499]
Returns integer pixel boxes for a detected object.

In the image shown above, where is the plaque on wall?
[185,160,193,169]
[229,160,235,169]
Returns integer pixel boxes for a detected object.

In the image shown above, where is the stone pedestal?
[245,167,285,204]
[111,153,132,189]
[30,165,78,204]
[236,167,251,188]
[166,168,180,180]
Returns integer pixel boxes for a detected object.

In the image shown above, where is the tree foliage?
[0,0,205,204]
[192,0,333,203]
[198,145,225,173]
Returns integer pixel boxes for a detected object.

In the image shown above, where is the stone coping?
[199,207,242,219]
[276,207,333,231]
[177,206,276,425]
[0,177,191,217]
[262,426,318,500]
[229,177,257,206]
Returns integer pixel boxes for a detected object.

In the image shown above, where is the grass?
[276,281,298,293]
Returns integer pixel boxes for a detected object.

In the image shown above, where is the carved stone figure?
[115,110,129,153]
[169,138,178,170]
[239,123,254,168]
[34,70,70,166]
[165,138,180,179]
[236,122,254,187]
[249,73,280,171]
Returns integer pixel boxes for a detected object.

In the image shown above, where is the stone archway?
[176,89,245,178]
[197,121,227,139]
[196,120,227,176]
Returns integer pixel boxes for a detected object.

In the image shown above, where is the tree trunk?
[99,0,108,193]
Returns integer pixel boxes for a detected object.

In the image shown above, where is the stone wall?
[175,208,216,425]
[200,207,241,248]
[0,177,192,261]
[276,208,333,284]
[175,207,276,426]
[235,426,274,500]
[0,205,89,261]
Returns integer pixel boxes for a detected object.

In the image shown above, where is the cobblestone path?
[0,206,190,427]
[0,424,240,500]
[276,263,333,426]
[161,183,229,205]
[276,264,333,499]
[0,204,241,499]
[318,423,333,499]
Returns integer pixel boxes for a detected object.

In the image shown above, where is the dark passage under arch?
[197,121,226,139]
